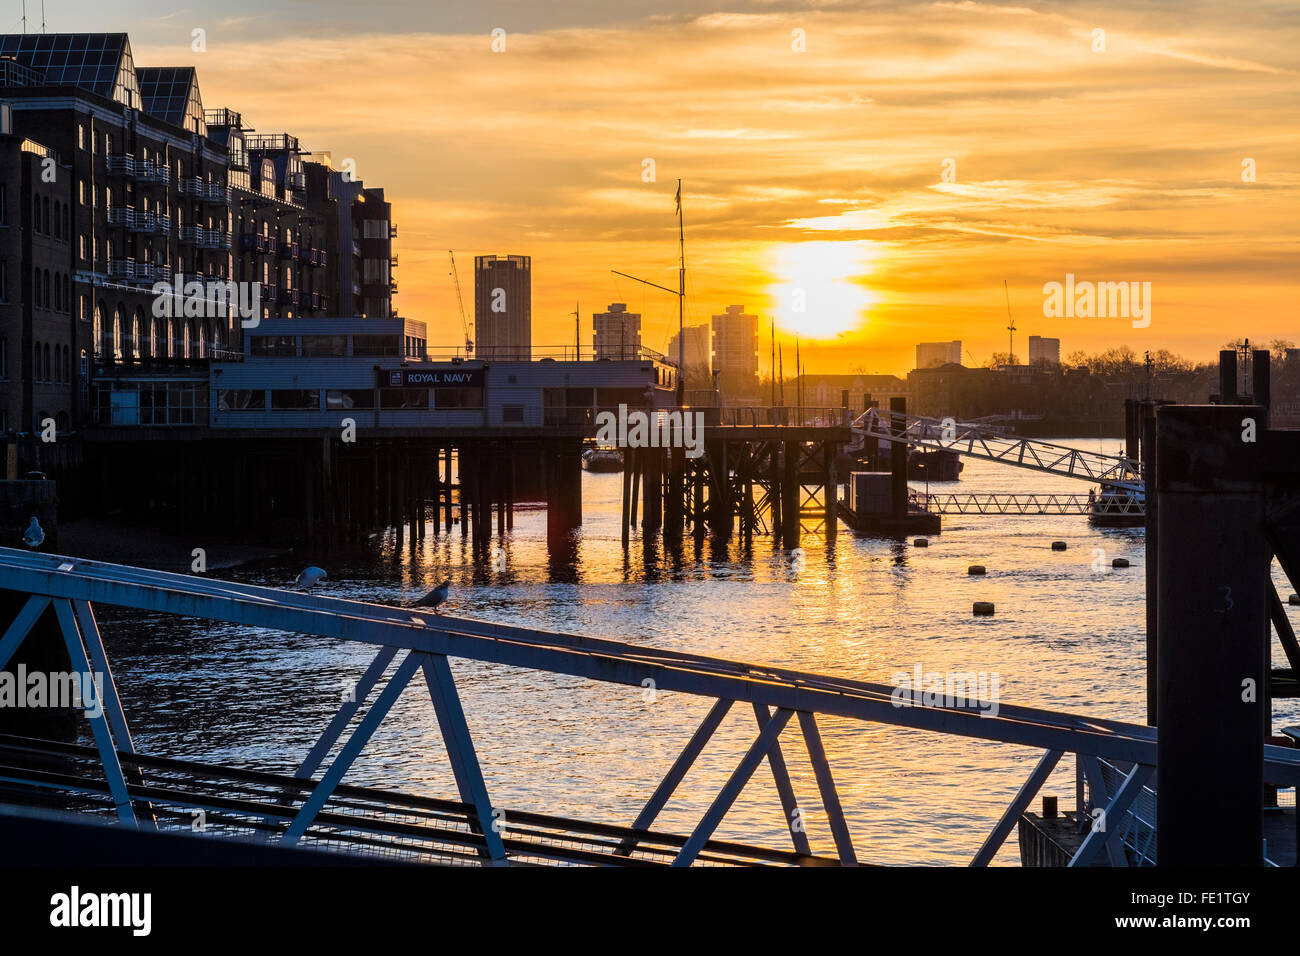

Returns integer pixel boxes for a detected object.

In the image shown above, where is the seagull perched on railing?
[295,566,327,589]
[22,517,44,549]
[413,579,451,612]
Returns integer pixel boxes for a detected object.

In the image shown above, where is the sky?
[24,1,1300,374]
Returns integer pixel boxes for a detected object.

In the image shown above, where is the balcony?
[240,233,274,255]
[106,207,170,234]
[106,260,172,285]
[180,225,232,250]
[260,284,279,303]
[204,108,243,129]
[390,255,399,268]
[277,288,300,307]
[107,155,171,184]
[276,242,301,261]
[180,178,231,203]
[389,225,398,239]
[389,279,399,294]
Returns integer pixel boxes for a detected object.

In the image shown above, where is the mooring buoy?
[1051,541,1067,551]
[1290,594,1300,606]
[1112,558,1130,568]
[973,601,995,616]
[968,565,986,575]
[914,538,929,547]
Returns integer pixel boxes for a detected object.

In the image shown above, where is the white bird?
[413,578,451,612]
[22,517,44,549]
[295,566,327,589]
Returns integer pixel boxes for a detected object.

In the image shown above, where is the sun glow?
[768,241,881,339]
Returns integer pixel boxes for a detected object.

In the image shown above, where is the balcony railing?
[240,233,275,255]
[106,260,172,284]
[276,288,300,307]
[276,242,300,261]
[260,284,279,303]
[389,225,398,239]
[180,178,231,202]
[107,155,171,184]
[105,206,168,234]
[180,225,232,250]
[204,108,243,129]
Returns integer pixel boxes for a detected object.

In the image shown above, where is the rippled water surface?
[97,439,1300,865]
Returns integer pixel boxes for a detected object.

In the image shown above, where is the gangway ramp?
[852,407,1143,492]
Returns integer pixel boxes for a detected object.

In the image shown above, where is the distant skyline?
[37,1,1299,375]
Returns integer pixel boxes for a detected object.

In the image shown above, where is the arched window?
[43,270,50,309]
[112,307,124,362]
[42,343,50,382]
[171,317,181,358]
[33,341,41,381]
[42,197,50,234]
[52,201,60,240]
[33,268,41,308]
[129,312,140,361]
[93,303,104,358]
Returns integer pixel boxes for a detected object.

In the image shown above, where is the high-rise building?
[711,305,758,387]
[667,323,710,372]
[474,255,530,360]
[915,340,962,369]
[592,303,640,360]
[1028,335,1061,366]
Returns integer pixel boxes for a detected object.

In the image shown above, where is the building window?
[380,389,429,410]
[249,336,296,357]
[325,389,375,410]
[78,124,86,150]
[271,389,320,410]
[217,389,265,410]
[301,335,347,357]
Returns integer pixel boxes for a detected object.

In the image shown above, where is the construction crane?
[1003,279,1016,366]
[448,251,473,357]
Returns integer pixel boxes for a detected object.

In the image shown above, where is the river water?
[96,439,1300,865]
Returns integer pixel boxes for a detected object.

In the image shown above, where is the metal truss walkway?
[2,546,1297,866]
[852,407,1144,493]
[915,492,1145,517]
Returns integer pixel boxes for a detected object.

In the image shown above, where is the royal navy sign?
[377,367,484,388]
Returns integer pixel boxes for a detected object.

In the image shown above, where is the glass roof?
[0,33,140,109]
[138,66,206,136]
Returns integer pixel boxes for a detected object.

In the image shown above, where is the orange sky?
[103,2,1300,375]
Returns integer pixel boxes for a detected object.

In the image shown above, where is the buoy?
[914,538,929,547]
[973,601,995,616]
[1112,557,1130,568]
[968,565,986,575]
[1290,594,1300,606]
[1051,541,1067,551]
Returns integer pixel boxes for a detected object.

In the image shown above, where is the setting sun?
[768,241,882,340]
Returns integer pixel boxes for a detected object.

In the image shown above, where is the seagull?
[413,578,451,612]
[295,566,327,589]
[22,517,44,549]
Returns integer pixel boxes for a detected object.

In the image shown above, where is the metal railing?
[1,547,1297,865]
[854,407,1144,491]
[913,492,1145,517]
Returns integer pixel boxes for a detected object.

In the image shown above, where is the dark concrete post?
[1252,350,1271,412]
[1219,350,1238,403]
[1156,404,1268,866]
[1142,403,1158,727]
[890,397,907,519]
